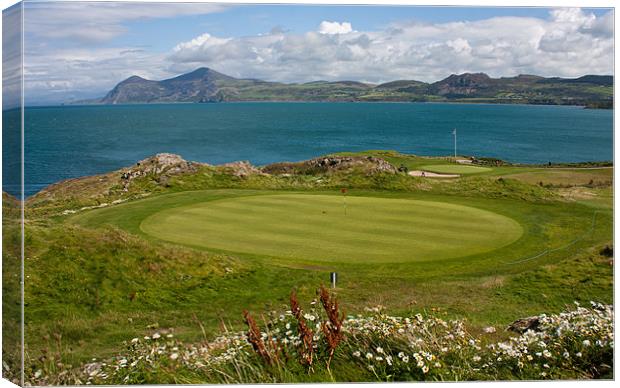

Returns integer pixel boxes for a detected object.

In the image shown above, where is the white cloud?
[24,47,170,105]
[167,8,613,84]
[173,33,232,52]
[22,7,614,104]
[23,1,226,43]
[318,21,354,35]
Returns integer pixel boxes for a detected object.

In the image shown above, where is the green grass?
[140,193,522,263]
[502,168,613,186]
[11,150,613,383]
[420,164,493,174]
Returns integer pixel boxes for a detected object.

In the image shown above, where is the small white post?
[453,128,457,158]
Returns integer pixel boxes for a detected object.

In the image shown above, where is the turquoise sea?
[1,102,613,197]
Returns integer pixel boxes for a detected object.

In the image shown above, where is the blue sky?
[5,2,614,105]
[60,5,614,51]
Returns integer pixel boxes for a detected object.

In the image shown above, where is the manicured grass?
[420,164,493,174]
[140,194,523,263]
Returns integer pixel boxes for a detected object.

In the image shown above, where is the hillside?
[95,67,613,107]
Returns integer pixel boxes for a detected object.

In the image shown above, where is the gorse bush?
[26,289,613,385]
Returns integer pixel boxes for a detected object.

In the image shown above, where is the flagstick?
[453,128,457,159]
[340,188,348,216]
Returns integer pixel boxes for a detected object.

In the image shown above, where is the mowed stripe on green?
[140,194,523,263]
[421,164,493,174]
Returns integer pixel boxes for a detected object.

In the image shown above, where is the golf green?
[140,194,523,263]
[421,164,493,174]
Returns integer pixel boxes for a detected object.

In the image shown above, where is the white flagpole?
[453,128,457,158]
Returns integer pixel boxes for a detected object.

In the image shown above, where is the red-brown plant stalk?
[290,290,314,367]
[319,285,344,367]
[243,310,273,365]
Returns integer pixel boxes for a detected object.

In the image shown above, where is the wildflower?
[417,360,425,368]
[576,352,582,357]
[131,338,139,343]
[152,333,161,339]
[34,370,42,379]
[366,352,374,359]
[542,350,551,358]
[386,356,393,366]
[166,334,174,338]
[422,365,429,373]
[376,346,384,354]
[144,336,150,340]
[398,352,405,359]
[472,356,481,362]
[563,351,570,359]
[483,326,496,334]
[353,351,361,357]
[376,356,384,361]
[543,364,550,369]
[170,353,179,360]
[526,355,533,361]
[582,340,591,347]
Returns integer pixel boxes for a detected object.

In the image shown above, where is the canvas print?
[1,0,614,385]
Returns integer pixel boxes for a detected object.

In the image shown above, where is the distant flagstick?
[452,128,457,158]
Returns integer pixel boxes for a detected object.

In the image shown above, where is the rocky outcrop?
[262,156,397,175]
[120,153,204,190]
[219,161,262,177]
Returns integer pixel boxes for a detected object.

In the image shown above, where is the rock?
[220,161,261,177]
[507,317,540,333]
[119,153,205,190]
[262,155,397,175]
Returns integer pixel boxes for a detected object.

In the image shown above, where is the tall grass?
[24,289,613,385]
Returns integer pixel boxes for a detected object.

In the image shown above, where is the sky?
[2,1,615,106]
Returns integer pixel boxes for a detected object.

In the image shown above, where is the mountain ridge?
[95,67,613,107]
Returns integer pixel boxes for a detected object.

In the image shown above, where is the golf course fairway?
[140,194,523,263]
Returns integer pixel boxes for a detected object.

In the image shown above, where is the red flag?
[340,188,348,194]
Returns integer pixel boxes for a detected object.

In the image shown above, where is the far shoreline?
[16,100,613,110]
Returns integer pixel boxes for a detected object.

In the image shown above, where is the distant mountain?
[95,67,613,107]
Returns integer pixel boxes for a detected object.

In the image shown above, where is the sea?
[1,102,613,197]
